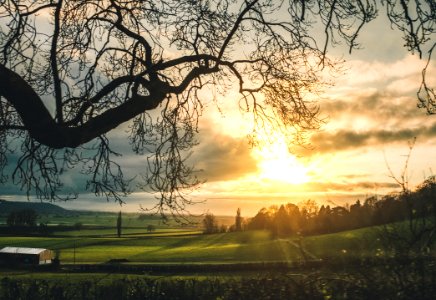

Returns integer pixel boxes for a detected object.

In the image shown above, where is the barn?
[0,247,53,266]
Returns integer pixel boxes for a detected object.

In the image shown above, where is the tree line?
[6,209,37,227]
[245,176,436,237]
[202,207,244,234]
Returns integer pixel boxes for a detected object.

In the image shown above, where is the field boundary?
[56,261,323,274]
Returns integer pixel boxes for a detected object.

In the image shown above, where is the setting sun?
[254,140,309,184]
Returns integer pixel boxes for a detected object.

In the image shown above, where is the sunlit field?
[1,204,435,300]
[0,227,381,265]
[1,225,435,299]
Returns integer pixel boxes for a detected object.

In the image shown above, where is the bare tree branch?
[0,0,433,216]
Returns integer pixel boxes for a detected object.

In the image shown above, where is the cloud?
[302,180,399,193]
[335,54,427,94]
[111,121,259,183]
[298,123,436,156]
[301,77,436,157]
[192,129,258,182]
[321,91,424,123]
[298,121,436,156]
[318,53,436,133]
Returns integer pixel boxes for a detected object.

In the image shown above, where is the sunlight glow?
[254,139,309,184]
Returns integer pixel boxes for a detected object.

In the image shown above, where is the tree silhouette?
[0,1,434,214]
[6,209,37,227]
[245,174,436,237]
[116,211,122,237]
[235,208,242,231]
[202,212,218,234]
[146,224,155,233]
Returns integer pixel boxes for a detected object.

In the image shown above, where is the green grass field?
[2,210,383,265]
[0,226,383,264]
[1,224,435,299]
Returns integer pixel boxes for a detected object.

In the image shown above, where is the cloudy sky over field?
[1,10,435,216]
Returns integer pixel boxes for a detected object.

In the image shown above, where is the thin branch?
[51,0,64,123]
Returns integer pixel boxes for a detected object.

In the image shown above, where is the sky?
[1,5,435,217]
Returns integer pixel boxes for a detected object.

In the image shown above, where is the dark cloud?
[192,130,258,182]
[303,180,399,193]
[297,121,436,156]
[341,173,370,179]
[321,91,423,122]
[112,123,259,183]
[297,84,436,157]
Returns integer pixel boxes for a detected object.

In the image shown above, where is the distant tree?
[116,211,122,237]
[299,200,319,219]
[235,208,243,232]
[299,199,319,233]
[146,224,155,233]
[317,205,332,233]
[202,213,218,234]
[329,206,349,232]
[38,222,51,235]
[286,203,302,234]
[6,209,37,227]
[349,200,363,229]
[247,208,271,230]
[6,212,16,227]
[413,176,436,219]
[74,222,83,230]
[273,205,292,236]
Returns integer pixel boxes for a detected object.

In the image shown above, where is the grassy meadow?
[0,212,435,299]
[0,225,379,265]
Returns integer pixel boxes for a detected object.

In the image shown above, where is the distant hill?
[0,199,70,215]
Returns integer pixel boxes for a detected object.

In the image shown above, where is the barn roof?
[0,247,48,255]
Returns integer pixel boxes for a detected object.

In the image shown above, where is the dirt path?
[279,239,319,261]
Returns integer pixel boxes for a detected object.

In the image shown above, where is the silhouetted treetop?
[0,1,434,215]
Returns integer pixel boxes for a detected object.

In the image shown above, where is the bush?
[1,264,436,300]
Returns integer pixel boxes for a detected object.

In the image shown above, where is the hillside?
[0,199,70,216]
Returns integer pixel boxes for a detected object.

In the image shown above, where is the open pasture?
[1,226,434,300]
[0,227,380,264]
